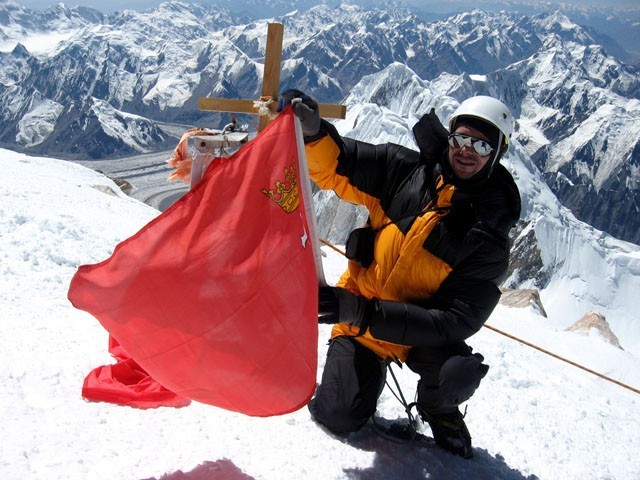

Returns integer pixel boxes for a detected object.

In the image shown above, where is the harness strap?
[380,362,419,441]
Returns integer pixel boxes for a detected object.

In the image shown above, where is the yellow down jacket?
[306,117,521,362]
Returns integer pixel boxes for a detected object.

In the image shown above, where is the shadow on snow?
[339,423,539,480]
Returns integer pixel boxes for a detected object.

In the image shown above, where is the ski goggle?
[448,133,494,157]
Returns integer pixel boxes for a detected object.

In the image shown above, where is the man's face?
[447,125,493,180]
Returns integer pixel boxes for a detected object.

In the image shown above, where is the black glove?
[318,286,373,336]
[440,353,489,383]
[412,108,450,164]
[277,89,322,139]
[437,353,489,408]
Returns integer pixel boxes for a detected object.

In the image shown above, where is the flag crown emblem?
[261,164,300,214]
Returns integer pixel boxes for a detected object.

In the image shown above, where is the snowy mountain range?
[1,1,639,247]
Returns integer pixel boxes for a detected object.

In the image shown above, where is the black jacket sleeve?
[368,230,507,347]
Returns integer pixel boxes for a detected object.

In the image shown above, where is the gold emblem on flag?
[261,163,300,214]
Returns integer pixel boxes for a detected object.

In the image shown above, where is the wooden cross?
[198,23,346,131]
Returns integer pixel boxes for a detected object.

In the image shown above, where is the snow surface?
[2,149,640,480]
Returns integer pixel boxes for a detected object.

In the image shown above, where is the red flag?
[82,336,191,409]
[69,107,319,416]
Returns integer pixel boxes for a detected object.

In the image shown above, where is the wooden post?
[259,23,284,131]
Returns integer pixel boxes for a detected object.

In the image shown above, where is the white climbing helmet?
[449,96,514,156]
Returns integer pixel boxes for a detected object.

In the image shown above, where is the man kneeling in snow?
[280,90,521,459]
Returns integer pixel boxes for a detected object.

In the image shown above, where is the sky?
[2,138,640,478]
[11,0,640,14]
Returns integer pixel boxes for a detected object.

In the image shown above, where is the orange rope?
[483,324,639,395]
[319,238,345,256]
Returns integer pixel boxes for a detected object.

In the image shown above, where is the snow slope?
[1,149,639,479]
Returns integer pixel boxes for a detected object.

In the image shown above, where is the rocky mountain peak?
[566,311,623,349]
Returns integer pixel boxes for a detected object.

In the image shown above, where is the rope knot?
[253,96,277,119]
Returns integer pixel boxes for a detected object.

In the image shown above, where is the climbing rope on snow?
[319,238,346,256]
[483,324,640,395]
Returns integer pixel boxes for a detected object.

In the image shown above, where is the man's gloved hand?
[277,89,322,138]
[436,353,490,408]
[318,286,373,335]
[440,353,490,381]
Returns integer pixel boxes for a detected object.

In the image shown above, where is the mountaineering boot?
[423,408,473,459]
